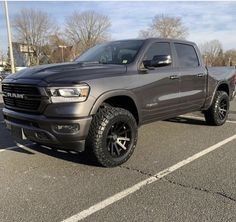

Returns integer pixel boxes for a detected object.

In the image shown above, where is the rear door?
[174,43,207,111]
[138,42,181,123]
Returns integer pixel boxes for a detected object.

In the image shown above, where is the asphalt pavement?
[0,84,236,222]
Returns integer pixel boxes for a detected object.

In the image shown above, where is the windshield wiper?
[77,61,122,65]
[77,61,100,65]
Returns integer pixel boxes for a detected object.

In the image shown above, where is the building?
[12,42,35,67]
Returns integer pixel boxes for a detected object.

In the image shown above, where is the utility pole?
[204,55,208,66]
[58,45,67,62]
[228,57,232,66]
[4,0,15,73]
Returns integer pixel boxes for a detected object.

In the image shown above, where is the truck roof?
[144,38,195,44]
[112,38,196,46]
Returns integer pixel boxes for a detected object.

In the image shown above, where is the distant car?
[0,72,9,83]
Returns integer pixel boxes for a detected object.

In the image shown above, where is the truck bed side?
[204,66,236,109]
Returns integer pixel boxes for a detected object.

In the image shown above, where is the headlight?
[47,84,90,103]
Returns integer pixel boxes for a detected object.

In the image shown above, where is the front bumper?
[2,108,92,152]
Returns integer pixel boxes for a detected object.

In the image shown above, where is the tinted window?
[144,42,171,61]
[76,40,144,65]
[174,43,199,67]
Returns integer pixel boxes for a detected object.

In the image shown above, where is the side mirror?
[143,55,172,68]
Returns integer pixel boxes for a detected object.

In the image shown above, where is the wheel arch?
[89,90,141,125]
[206,81,230,109]
[216,82,229,95]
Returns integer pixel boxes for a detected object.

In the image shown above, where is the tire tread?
[86,106,137,167]
[204,91,229,126]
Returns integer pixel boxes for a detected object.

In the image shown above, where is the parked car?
[2,38,236,167]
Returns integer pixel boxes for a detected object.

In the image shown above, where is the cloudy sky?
[0,1,236,54]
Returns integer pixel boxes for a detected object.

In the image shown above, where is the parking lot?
[0,84,236,222]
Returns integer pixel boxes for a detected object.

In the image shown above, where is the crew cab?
[2,38,236,167]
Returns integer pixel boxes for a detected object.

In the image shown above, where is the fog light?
[54,124,80,134]
[35,132,50,141]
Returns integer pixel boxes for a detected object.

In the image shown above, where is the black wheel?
[204,91,229,126]
[86,106,138,167]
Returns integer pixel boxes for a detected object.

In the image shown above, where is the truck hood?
[5,62,127,84]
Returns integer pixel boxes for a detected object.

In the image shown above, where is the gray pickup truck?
[2,38,236,167]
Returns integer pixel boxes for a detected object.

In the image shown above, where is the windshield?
[76,40,144,65]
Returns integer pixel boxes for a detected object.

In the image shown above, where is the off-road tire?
[86,106,138,167]
[204,91,229,126]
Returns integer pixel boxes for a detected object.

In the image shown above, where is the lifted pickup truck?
[2,38,236,167]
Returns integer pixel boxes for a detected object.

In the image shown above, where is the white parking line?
[62,134,236,222]
[0,143,31,153]
[227,120,236,124]
[0,145,18,153]
[180,115,236,124]
[179,114,204,120]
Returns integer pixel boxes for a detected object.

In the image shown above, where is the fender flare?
[207,81,230,108]
[89,90,142,123]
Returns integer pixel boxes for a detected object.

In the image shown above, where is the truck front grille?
[2,85,40,95]
[3,97,41,110]
[2,84,47,113]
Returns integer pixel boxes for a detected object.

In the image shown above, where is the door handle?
[170,75,179,80]
[197,73,204,77]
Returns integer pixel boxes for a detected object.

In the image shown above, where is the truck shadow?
[166,116,207,126]
[26,143,101,167]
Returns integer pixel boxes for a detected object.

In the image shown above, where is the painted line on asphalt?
[0,145,19,153]
[0,143,31,153]
[180,115,236,124]
[179,115,204,120]
[62,134,236,222]
[227,120,236,124]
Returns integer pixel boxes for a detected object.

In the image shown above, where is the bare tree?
[65,11,111,56]
[224,49,236,66]
[0,50,5,66]
[13,8,56,65]
[138,30,155,39]
[46,33,74,63]
[199,40,224,66]
[139,15,188,39]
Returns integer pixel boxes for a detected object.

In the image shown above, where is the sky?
[0,1,236,54]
